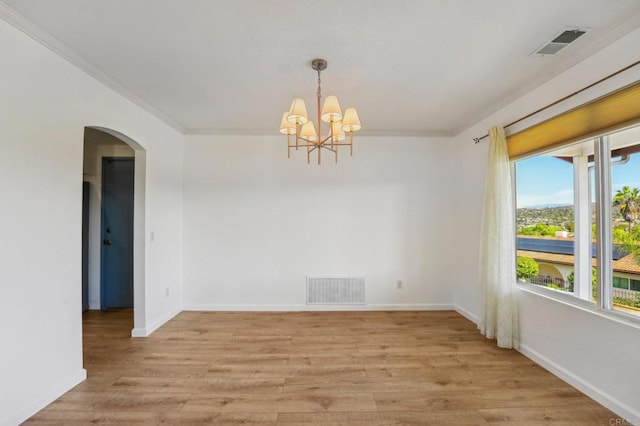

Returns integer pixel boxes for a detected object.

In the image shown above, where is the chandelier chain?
[317,69,321,99]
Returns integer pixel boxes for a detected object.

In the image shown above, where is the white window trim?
[573,153,592,300]
[594,135,614,310]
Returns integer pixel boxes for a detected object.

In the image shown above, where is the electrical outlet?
[396,280,403,289]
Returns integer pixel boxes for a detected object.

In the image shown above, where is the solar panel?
[516,238,628,260]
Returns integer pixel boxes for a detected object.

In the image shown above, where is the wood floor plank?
[377,410,492,426]
[159,411,278,425]
[276,411,381,425]
[282,376,455,394]
[22,310,626,425]
[111,376,285,394]
[92,392,191,412]
[181,392,378,413]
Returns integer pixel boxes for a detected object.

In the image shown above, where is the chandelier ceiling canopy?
[279,59,361,165]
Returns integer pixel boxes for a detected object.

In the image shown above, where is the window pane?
[609,126,640,316]
[515,151,576,294]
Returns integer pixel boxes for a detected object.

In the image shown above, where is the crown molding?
[0,2,185,133]
[184,128,279,136]
[357,129,453,138]
[184,128,454,138]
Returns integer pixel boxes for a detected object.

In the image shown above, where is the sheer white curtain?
[479,126,519,349]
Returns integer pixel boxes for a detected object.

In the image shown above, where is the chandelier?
[279,59,361,165]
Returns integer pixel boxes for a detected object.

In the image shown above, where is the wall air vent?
[306,277,365,305]
[533,28,588,56]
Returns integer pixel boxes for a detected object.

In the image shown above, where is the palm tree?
[613,186,640,233]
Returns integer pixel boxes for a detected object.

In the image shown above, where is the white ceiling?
[3,0,640,136]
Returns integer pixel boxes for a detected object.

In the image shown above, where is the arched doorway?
[82,127,147,335]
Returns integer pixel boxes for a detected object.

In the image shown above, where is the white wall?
[452,26,640,421]
[183,135,458,310]
[0,18,183,426]
[518,290,640,418]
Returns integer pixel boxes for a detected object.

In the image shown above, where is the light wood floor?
[25,310,620,425]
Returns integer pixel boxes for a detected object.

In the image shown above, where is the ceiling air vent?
[533,28,588,56]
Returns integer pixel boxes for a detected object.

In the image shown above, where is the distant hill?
[517,205,575,230]
[522,203,573,209]
[517,203,623,231]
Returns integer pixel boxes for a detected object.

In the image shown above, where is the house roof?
[517,247,640,275]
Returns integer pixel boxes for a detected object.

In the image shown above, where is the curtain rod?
[473,59,640,144]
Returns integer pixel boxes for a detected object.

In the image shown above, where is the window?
[608,126,640,315]
[515,124,640,318]
[515,154,576,295]
[613,276,629,289]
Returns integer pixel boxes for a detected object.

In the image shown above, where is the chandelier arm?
[329,118,334,149]
[350,131,354,156]
[296,134,317,145]
[320,145,337,154]
[320,134,333,145]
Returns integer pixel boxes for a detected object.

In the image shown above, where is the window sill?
[516,282,640,331]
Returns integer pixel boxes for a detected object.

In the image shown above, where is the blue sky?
[516,154,640,208]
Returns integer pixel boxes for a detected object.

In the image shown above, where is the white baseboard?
[5,368,86,426]
[183,303,454,312]
[454,304,481,326]
[131,327,147,337]
[454,303,637,422]
[131,306,182,337]
[519,343,639,423]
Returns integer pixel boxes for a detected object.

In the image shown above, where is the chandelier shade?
[299,121,317,140]
[331,121,345,142]
[279,58,361,164]
[287,98,309,125]
[279,112,296,135]
[341,108,361,132]
[321,95,342,123]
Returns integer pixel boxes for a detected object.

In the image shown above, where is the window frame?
[513,129,640,326]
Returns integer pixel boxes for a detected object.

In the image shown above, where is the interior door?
[101,157,135,309]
